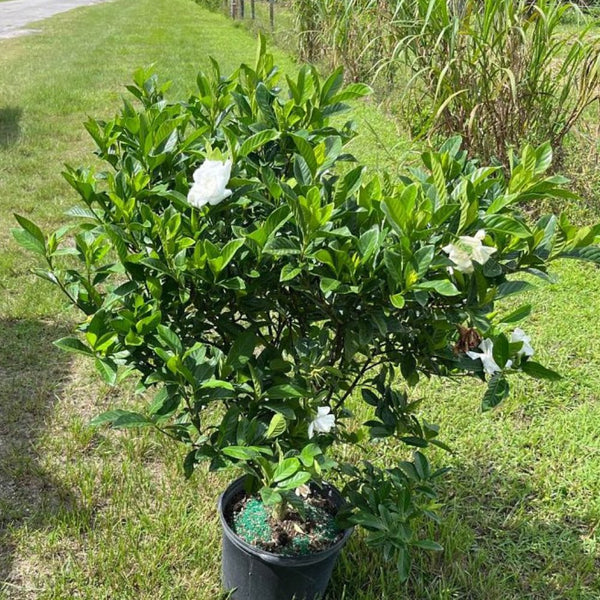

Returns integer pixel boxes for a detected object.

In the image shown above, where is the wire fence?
[224,0,277,28]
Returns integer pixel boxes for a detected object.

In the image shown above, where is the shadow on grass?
[0,107,22,149]
[329,461,600,600]
[0,319,75,593]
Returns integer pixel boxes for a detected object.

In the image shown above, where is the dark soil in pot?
[225,484,344,556]
[218,477,352,600]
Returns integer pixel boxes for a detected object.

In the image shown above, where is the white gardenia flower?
[466,338,501,375]
[308,406,336,438]
[187,159,233,208]
[511,328,534,357]
[442,229,496,274]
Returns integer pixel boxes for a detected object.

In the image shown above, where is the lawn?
[1,0,599,599]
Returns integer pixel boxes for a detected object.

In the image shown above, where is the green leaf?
[535,142,553,174]
[320,277,341,293]
[263,237,301,256]
[136,311,161,335]
[183,449,197,479]
[90,410,152,429]
[559,246,600,264]
[200,379,234,391]
[157,325,183,354]
[361,389,379,406]
[396,547,410,582]
[484,214,531,238]
[431,156,448,205]
[413,540,443,552]
[95,357,118,385]
[255,82,277,126]
[381,186,418,234]
[32,268,58,284]
[500,304,532,324]
[492,334,509,368]
[265,383,309,399]
[358,227,379,260]
[219,277,246,290]
[14,214,46,246]
[111,411,154,429]
[111,280,139,298]
[53,337,94,356]
[496,280,534,299]
[390,293,406,309]
[415,280,460,296]
[433,203,460,226]
[330,83,372,103]
[280,264,302,282]
[414,245,435,277]
[290,134,318,176]
[521,361,562,381]
[276,470,311,490]
[260,487,283,507]
[482,374,509,411]
[273,458,300,483]
[400,436,429,448]
[11,227,46,256]
[212,239,245,274]
[263,402,296,419]
[239,129,280,157]
[222,446,260,460]
[226,330,257,369]
[148,387,180,417]
[320,66,344,102]
[266,413,287,439]
[90,409,129,427]
[65,206,99,219]
[350,512,384,530]
[263,205,292,239]
[293,154,312,185]
[299,443,322,467]
[334,166,364,207]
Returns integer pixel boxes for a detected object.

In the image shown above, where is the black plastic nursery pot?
[218,477,353,600]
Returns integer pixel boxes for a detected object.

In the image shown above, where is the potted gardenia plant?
[13,38,600,600]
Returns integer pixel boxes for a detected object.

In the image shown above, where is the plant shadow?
[0,319,76,594]
[329,460,600,600]
[0,107,22,149]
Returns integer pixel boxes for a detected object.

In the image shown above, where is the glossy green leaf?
[239,129,280,157]
[273,458,300,482]
[482,373,509,411]
[54,337,94,356]
[226,330,257,369]
[521,361,562,381]
[266,413,287,439]
[415,280,460,296]
[265,384,309,399]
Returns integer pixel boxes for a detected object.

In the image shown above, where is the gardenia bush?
[13,38,600,577]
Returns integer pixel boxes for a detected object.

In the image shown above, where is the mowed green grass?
[0,0,599,599]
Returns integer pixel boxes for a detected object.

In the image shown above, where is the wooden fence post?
[251,0,255,20]
[240,0,245,18]
[269,0,274,29]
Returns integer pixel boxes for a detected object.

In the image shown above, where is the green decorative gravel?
[233,498,272,546]
[233,497,339,556]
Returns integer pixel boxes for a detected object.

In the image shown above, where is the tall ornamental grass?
[290,0,400,82]
[291,0,600,165]
[388,0,600,164]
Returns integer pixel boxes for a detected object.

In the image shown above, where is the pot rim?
[218,476,353,566]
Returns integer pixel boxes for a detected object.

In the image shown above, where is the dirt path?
[0,0,110,39]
